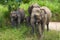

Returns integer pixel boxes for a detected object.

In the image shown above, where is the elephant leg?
[28,19,31,26]
[27,22,31,26]
[11,18,15,26]
[47,23,49,31]
[38,24,42,36]
[27,18,31,26]
[41,22,45,34]
[18,17,21,26]
[30,18,35,34]
[46,19,49,31]
[31,23,35,34]
[37,24,43,40]
[15,20,18,26]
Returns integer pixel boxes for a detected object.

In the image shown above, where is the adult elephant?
[30,6,52,40]
[30,7,43,40]
[40,6,52,31]
[10,8,25,26]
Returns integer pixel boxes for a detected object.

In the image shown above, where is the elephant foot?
[47,29,49,31]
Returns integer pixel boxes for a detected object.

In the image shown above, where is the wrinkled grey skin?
[10,8,25,26]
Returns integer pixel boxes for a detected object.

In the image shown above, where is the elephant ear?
[28,5,33,15]
[40,9,46,18]
[40,9,46,14]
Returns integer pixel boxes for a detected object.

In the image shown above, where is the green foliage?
[20,3,29,16]
[43,30,60,40]
[22,0,31,3]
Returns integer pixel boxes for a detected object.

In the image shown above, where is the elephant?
[30,7,43,36]
[10,8,25,26]
[40,6,52,31]
[30,6,52,40]
[30,7,47,40]
[33,6,52,33]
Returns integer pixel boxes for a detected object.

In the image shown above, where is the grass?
[43,30,60,40]
[0,24,60,40]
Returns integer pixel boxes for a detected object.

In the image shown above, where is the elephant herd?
[10,3,52,39]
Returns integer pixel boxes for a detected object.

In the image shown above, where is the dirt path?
[45,22,60,31]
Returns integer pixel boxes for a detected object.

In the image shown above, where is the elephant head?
[10,11,18,26]
[28,3,40,15]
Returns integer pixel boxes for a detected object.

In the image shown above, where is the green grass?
[43,30,60,40]
[0,25,60,40]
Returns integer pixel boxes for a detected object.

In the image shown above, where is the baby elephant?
[10,8,25,26]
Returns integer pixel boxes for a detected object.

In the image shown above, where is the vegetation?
[0,27,60,40]
[0,0,60,40]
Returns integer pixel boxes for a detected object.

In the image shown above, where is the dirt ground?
[45,22,60,31]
